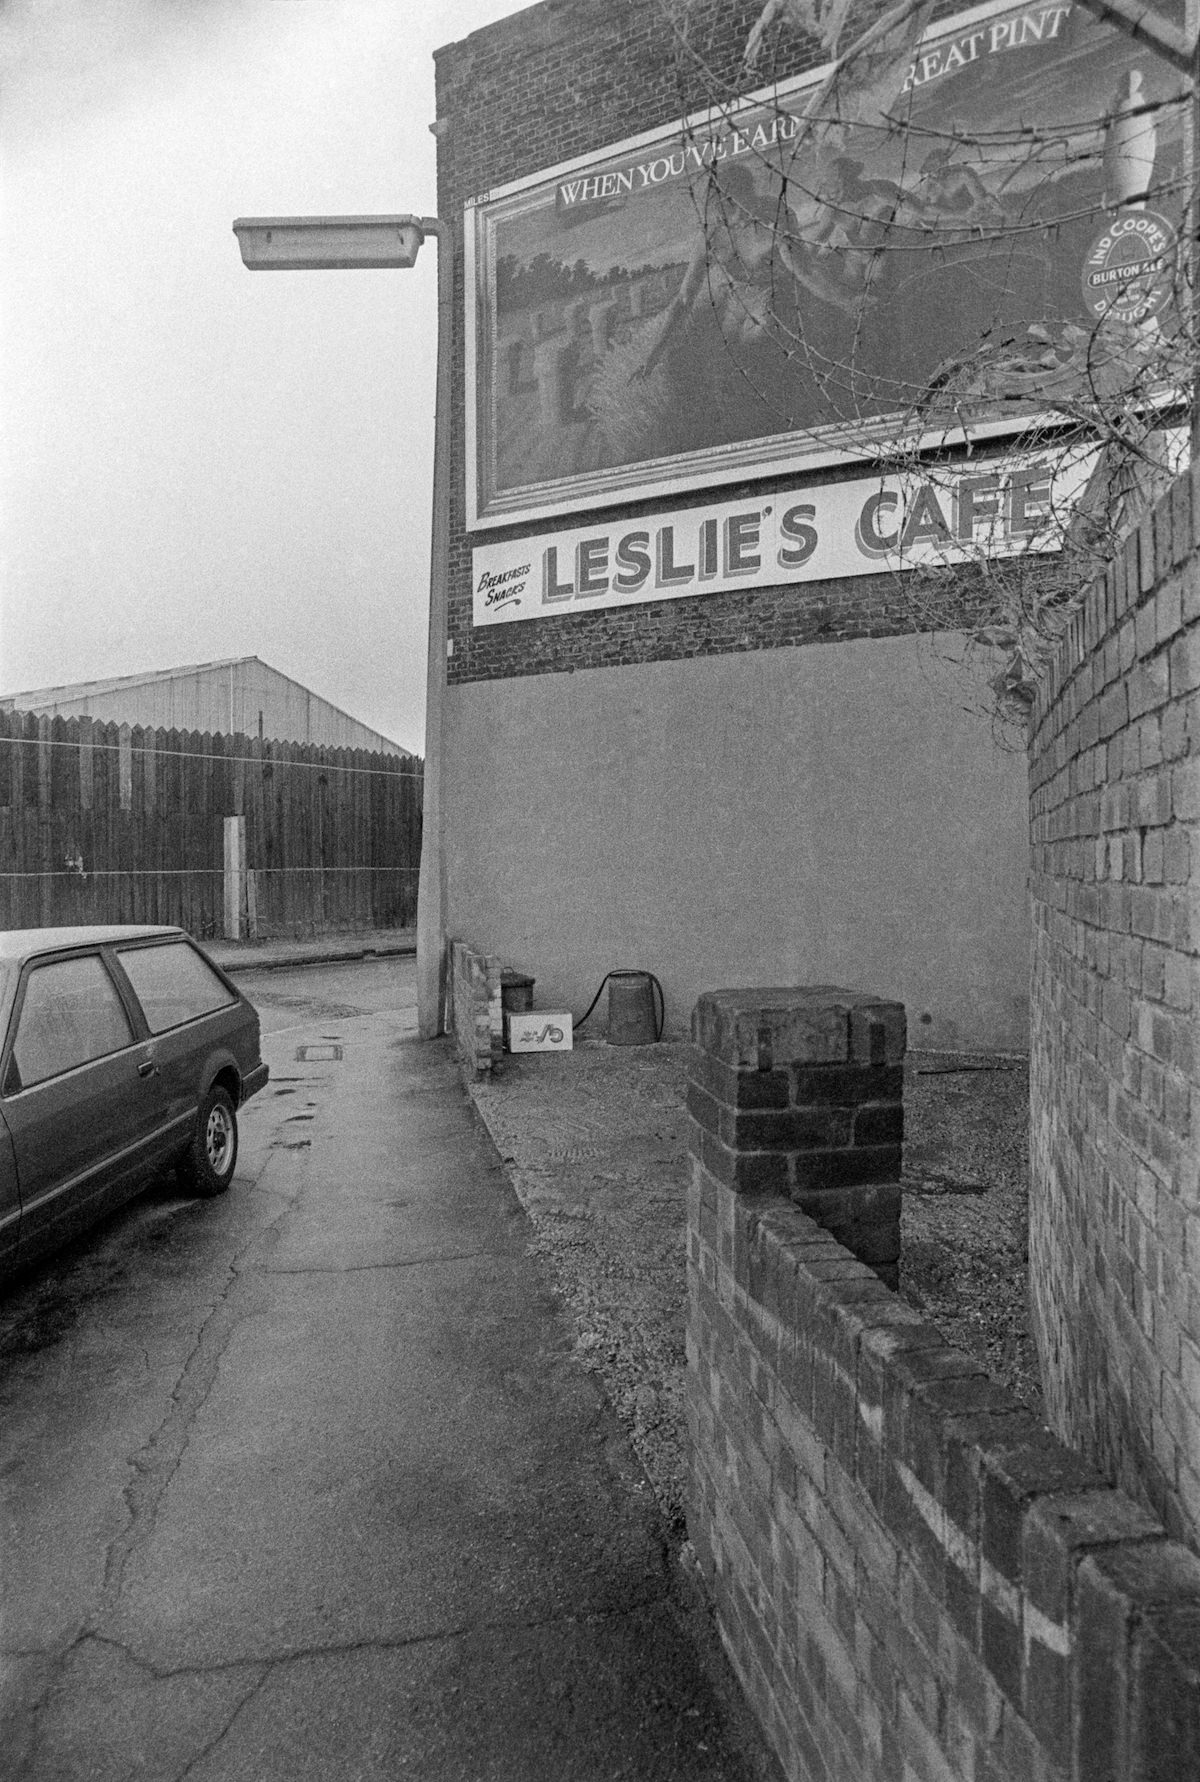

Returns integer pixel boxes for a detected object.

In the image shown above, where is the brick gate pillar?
[687,987,906,1287]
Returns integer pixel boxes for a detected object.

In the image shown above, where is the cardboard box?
[505,1011,573,1053]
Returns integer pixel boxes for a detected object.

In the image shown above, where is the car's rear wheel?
[179,1085,238,1197]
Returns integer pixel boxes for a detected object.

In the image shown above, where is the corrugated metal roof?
[0,656,411,756]
[1,657,252,706]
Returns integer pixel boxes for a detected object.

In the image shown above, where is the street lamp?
[232,213,451,1040]
[232,214,426,270]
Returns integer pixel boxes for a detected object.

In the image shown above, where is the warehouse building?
[1,656,409,756]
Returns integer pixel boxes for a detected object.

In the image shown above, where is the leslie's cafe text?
[471,456,1091,627]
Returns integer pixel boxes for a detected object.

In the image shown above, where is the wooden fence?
[0,709,423,939]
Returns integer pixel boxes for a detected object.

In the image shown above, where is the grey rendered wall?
[443,631,1028,1051]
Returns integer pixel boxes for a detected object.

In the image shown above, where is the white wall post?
[223,815,246,941]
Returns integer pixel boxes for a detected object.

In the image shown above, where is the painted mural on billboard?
[466,0,1187,527]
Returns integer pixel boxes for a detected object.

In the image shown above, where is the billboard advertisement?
[465,0,1186,529]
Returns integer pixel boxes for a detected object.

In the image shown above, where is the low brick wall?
[1029,467,1200,1547]
[447,938,501,1076]
[687,988,1200,1782]
[686,987,905,1288]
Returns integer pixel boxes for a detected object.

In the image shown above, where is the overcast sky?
[2,0,525,755]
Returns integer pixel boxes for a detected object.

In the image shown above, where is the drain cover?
[296,1043,343,1062]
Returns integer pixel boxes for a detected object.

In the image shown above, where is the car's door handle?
[137,1059,158,1078]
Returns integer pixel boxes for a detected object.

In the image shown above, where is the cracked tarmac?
[0,957,770,1781]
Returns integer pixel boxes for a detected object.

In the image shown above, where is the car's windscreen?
[13,955,134,1088]
[117,941,237,1035]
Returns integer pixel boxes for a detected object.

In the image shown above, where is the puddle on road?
[1,1291,77,1355]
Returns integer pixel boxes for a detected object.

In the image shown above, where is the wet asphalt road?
[0,957,763,1781]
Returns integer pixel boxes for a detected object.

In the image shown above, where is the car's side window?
[116,942,236,1036]
[12,955,135,1090]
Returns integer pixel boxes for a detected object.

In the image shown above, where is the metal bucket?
[500,971,535,1015]
[607,970,658,1046]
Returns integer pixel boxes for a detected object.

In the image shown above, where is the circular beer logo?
[1082,210,1177,324]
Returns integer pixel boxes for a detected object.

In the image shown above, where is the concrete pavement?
[205,926,416,974]
[2,960,769,1780]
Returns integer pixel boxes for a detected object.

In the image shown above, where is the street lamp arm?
[232,214,434,270]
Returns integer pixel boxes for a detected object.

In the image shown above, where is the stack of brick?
[447,938,502,1076]
[687,986,1200,1782]
[686,987,905,1287]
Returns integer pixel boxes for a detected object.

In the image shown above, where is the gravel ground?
[468,1039,1038,1534]
[901,1050,1041,1416]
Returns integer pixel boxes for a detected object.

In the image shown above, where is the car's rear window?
[13,954,134,1088]
[118,941,237,1035]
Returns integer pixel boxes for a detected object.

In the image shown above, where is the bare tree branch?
[662,0,1196,721]
[1070,0,1195,76]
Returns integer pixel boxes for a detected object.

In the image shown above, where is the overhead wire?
[0,732,423,780]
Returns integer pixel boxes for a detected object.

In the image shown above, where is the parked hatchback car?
[0,925,268,1283]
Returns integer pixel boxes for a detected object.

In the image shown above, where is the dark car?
[0,925,268,1283]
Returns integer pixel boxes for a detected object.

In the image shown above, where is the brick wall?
[688,987,1200,1782]
[1028,468,1200,1550]
[447,937,502,1076]
[687,987,906,1286]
